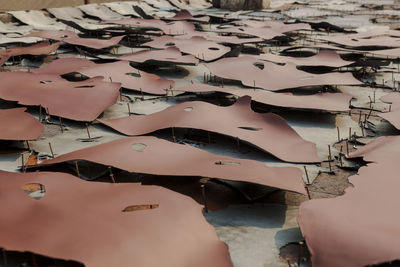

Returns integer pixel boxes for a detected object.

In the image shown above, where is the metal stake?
[48,142,54,158]
[85,123,91,140]
[127,103,131,116]
[75,161,80,178]
[336,127,340,142]
[305,186,311,200]
[108,166,116,183]
[21,153,25,172]
[201,184,208,213]
[59,117,63,133]
[303,166,310,185]
[172,127,176,143]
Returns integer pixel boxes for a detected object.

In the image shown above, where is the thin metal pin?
[305,185,311,200]
[75,161,80,178]
[328,144,332,172]
[140,88,144,100]
[303,166,310,185]
[39,105,42,122]
[46,107,51,121]
[21,153,25,172]
[59,117,63,133]
[353,131,357,148]
[85,123,91,140]
[108,166,116,183]
[201,184,208,213]
[328,145,332,160]
[336,127,340,142]
[48,142,54,158]
[367,106,373,119]
[172,127,176,143]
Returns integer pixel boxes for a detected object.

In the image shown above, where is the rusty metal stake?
[108,166,116,183]
[48,142,54,158]
[328,144,332,172]
[140,87,144,99]
[337,127,340,142]
[346,140,349,155]
[172,127,176,143]
[85,123,91,140]
[59,117,63,133]
[127,103,131,116]
[201,184,208,213]
[353,131,357,148]
[46,107,51,121]
[303,166,310,185]
[328,145,332,159]
[39,105,42,122]
[21,153,25,172]
[367,106,373,119]
[74,161,80,178]
[305,185,311,200]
